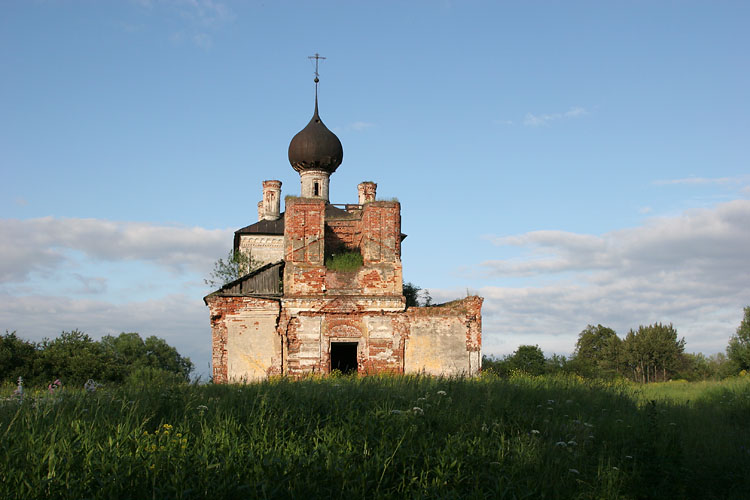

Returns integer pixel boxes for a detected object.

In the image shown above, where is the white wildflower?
[569,469,579,474]
[412,406,424,416]
[437,390,447,396]
[530,429,540,435]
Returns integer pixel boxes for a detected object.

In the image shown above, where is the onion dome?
[288,96,343,174]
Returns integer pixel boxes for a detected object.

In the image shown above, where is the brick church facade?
[204,76,482,382]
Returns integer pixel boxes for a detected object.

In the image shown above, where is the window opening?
[313,181,320,197]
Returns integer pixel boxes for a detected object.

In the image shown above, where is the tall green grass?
[1,374,748,499]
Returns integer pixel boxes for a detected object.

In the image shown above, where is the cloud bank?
[0,217,232,283]
[473,200,750,356]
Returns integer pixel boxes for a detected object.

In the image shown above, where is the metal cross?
[308,53,326,81]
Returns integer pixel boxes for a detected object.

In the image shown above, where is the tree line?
[1,330,193,388]
[484,306,750,382]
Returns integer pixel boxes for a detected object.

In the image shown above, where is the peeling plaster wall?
[238,234,284,267]
[209,194,483,382]
[207,296,281,383]
[404,296,484,376]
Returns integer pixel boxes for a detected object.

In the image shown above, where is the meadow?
[1,374,749,499]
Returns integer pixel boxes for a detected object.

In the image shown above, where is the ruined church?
[204,66,482,382]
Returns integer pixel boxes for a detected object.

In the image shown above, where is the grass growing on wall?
[1,374,749,499]
[325,249,363,272]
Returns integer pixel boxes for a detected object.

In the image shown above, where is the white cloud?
[475,200,750,357]
[524,107,588,127]
[0,217,232,283]
[192,32,213,49]
[134,0,234,48]
[653,176,743,186]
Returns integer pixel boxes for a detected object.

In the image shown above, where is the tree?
[101,332,194,382]
[403,282,433,308]
[0,331,37,383]
[726,306,750,373]
[35,330,109,386]
[1,331,193,386]
[507,345,546,376]
[572,324,622,377]
[205,249,256,288]
[622,323,685,383]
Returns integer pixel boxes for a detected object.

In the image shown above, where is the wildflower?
[412,406,424,416]
[568,469,579,474]
[616,419,623,423]
[584,423,594,428]
[567,440,577,446]
[390,409,402,415]
[48,378,62,394]
[530,429,540,435]
[437,390,447,396]
[481,424,489,433]
[625,455,633,459]
[612,467,619,471]
[84,379,101,392]
[669,422,676,426]
[555,441,567,447]
[547,399,555,405]
[149,464,155,470]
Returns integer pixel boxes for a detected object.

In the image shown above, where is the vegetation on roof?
[325,249,363,272]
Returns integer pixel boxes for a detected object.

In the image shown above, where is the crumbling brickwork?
[206,187,483,381]
[205,96,482,380]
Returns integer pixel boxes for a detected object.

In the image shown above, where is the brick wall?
[206,295,281,383]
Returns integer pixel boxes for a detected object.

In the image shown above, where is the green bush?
[325,250,363,271]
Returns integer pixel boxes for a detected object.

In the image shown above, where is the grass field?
[1,373,749,499]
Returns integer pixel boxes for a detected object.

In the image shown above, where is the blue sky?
[2,1,749,378]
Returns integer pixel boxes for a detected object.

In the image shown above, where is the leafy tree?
[572,324,622,377]
[726,306,750,373]
[101,332,193,382]
[403,282,421,308]
[622,323,685,383]
[507,345,546,376]
[2,331,193,386]
[35,330,109,386]
[0,331,38,383]
[205,249,256,288]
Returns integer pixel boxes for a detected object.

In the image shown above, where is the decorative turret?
[287,54,343,202]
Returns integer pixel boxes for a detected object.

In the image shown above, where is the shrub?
[325,250,363,272]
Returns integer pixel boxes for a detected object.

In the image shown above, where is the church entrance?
[330,342,358,374]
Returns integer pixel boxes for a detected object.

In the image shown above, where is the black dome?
[288,99,343,174]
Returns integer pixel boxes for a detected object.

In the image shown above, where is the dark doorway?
[330,342,358,374]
